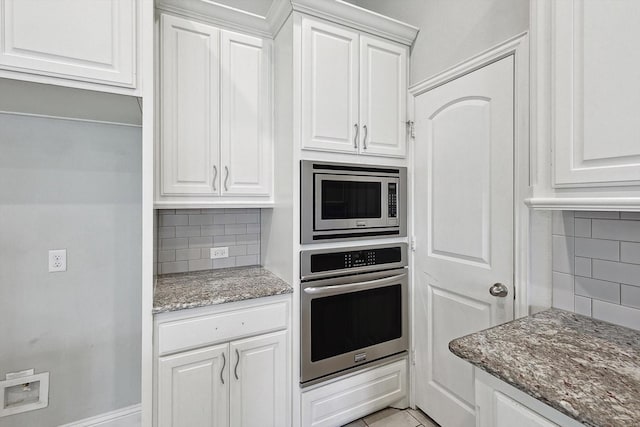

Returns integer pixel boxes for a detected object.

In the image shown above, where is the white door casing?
[157,344,229,427]
[301,17,359,153]
[413,56,515,427]
[220,30,272,196]
[359,35,407,157]
[160,14,219,196]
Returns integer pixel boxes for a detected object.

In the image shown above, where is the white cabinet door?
[230,331,287,427]
[160,14,220,196]
[158,344,229,427]
[359,35,407,157]
[553,0,640,187]
[0,0,136,88]
[301,17,359,153]
[220,31,272,196]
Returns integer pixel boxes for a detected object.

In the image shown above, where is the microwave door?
[313,174,389,231]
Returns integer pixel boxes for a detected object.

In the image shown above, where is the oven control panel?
[309,246,403,274]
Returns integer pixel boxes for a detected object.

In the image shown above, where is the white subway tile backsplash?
[552,235,575,274]
[189,214,214,226]
[552,272,574,311]
[592,219,640,242]
[621,212,640,220]
[574,296,592,316]
[236,255,259,267]
[156,209,261,275]
[175,225,201,238]
[161,237,188,250]
[621,285,640,309]
[574,276,620,304]
[189,258,213,271]
[574,237,619,261]
[225,224,247,235]
[160,214,189,227]
[213,257,236,269]
[552,211,574,236]
[592,259,640,287]
[574,218,591,238]
[201,224,226,236]
[592,300,640,331]
[176,248,202,261]
[574,257,592,277]
[620,242,640,265]
[552,212,640,330]
[574,211,620,219]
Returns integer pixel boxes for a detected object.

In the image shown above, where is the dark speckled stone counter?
[153,266,292,314]
[449,309,640,427]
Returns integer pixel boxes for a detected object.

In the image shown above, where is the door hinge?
[410,349,416,366]
[410,236,416,252]
[406,120,415,139]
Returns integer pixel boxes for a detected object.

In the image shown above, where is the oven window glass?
[321,180,382,219]
[310,284,402,362]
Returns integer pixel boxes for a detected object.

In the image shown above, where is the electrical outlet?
[48,250,66,272]
[210,247,229,259]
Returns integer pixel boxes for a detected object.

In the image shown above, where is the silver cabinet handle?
[234,348,240,380]
[353,124,359,149]
[489,283,509,298]
[212,165,217,191]
[224,166,229,192]
[363,125,368,149]
[220,352,226,384]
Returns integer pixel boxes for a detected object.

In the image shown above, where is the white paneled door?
[413,56,515,427]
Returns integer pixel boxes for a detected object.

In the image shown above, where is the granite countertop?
[449,309,640,427]
[153,266,292,314]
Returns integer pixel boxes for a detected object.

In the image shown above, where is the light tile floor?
[343,407,440,427]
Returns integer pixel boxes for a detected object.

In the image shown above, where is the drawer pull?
[234,349,240,380]
[220,352,226,384]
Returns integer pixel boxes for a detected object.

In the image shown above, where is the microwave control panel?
[388,183,397,218]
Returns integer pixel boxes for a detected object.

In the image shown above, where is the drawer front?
[158,300,288,356]
[302,358,407,427]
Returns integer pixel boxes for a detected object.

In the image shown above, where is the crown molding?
[290,0,418,45]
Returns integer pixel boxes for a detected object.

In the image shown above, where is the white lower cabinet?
[475,369,583,427]
[155,296,290,427]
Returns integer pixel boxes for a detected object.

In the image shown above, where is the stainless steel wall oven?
[301,161,407,243]
[300,243,408,384]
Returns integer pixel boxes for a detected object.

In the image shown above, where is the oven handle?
[303,273,406,296]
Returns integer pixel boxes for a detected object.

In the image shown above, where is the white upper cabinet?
[301,16,408,158]
[359,35,407,157]
[158,13,273,203]
[220,31,272,196]
[552,0,640,188]
[0,0,137,92]
[161,14,219,196]
[301,18,360,154]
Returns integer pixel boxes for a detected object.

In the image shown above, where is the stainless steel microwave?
[301,161,406,243]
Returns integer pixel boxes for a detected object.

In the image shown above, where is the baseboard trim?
[58,404,141,427]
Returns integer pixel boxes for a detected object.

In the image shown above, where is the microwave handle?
[303,273,406,296]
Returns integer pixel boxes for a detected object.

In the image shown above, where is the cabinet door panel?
[0,0,135,87]
[553,0,640,187]
[359,35,407,157]
[221,31,272,196]
[158,344,229,427]
[160,14,219,195]
[301,17,359,153]
[230,331,288,427]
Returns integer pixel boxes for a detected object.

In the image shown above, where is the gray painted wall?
[0,113,141,426]
[347,0,529,83]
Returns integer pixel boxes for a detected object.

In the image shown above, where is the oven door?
[300,268,408,384]
[313,173,398,231]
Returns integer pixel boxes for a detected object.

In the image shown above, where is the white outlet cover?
[0,371,49,417]
[48,249,67,272]
[210,247,229,259]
